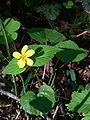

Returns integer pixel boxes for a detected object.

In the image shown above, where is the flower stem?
[12,75,17,96]
[19,74,26,94]
[48,60,59,85]
[33,68,41,86]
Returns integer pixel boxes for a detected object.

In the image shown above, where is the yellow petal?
[26,58,33,66]
[17,59,25,68]
[13,52,21,59]
[21,45,28,54]
[25,49,35,57]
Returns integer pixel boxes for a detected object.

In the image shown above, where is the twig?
[42,64,46,80]
[15,110,20,119]
[59,103,66,120]
[52,105,59,119]
[76,30,87,37]
[0,89,20,102]
[0,104,12,108]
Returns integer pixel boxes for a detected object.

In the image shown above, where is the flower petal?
[17,59,25,68]
[26,58,33,66]
[21,45,28,54]
[13,52,21,59]
[25,49,35,57]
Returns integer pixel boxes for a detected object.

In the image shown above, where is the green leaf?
[29,28,66,44]
[82,112,90,120]
[2,58,26,75]
[56,40,87,62]
[0,18,20,45]
[20,85,56,115]
[29,45,59,66]
[67,89,90,113]
[37,3,61,20]
[20,91,41,116]
[37,85,56,107]
[63,1,74,9]
[4,18,20,33]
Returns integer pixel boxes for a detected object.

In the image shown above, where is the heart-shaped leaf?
[56,40,87,62]
[20,91,42,116]
[2,58,26,75]
[29,28,66,44]
[20,85,56,115]
[37,85,56,106]
[29,45,59,66]
[2,45,59,75]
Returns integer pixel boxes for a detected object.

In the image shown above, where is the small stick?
[0,104,12,107]
[0,89,20,102]
[76,30,87,37]
[42,64,46,80]
[52,105,59,119]
[15,110,21,120]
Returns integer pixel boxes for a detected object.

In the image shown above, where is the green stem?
[0,19,11,60]
[19,74,26,94]
[33,68,41,86]
[12,75,17,96]
[48,60,59,85]
[50,72,56,88]
[48,71,53,85]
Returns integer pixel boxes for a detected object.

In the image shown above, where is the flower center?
[21,54,27,60]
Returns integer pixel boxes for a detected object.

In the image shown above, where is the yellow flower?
[13,45,35,68]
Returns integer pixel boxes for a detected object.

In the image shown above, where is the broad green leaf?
[82,112,90,120]
[37,3,61,20]
[2,58,26,75]
[30,97,52,114]
[0,18,20,45]
[30,85,55,113]
[56,40,87,62]
[67,89,90,120]
[20,91,41,116]
[37,85,56,107]
[29,28,66,44]
[20,85,56,115]
[67,89,90,113]
[29,45,59,66]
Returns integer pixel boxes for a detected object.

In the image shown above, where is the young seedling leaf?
[0,18,20,45]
